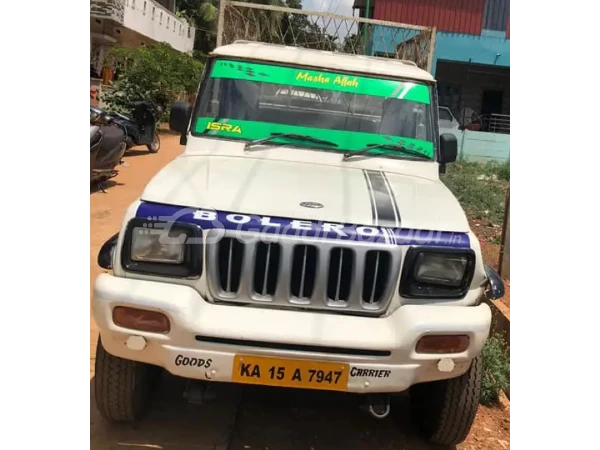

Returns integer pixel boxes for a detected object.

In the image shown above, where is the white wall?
[439,127,510,163]
[123,0,195,53]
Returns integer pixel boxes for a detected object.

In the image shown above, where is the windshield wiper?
[342,143,430,161]
[244,133,338,151]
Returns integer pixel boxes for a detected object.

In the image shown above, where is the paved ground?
[90,133,510,450]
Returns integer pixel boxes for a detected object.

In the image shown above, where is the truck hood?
[140,155,469,232]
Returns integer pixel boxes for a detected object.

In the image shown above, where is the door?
[481,90,503,116]
[481,90,504,131]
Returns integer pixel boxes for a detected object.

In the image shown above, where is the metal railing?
[215,0,436,72]
[481,114,510,134]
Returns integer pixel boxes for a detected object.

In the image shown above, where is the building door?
[481,90,503,115]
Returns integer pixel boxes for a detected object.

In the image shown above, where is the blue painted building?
[353,0,510,131]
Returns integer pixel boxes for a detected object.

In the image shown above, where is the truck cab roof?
[210,41,435,83]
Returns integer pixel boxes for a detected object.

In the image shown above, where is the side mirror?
[169,101,192,135]
[484,265,505,300]
[439,133,458,164]
[98,233,119,270]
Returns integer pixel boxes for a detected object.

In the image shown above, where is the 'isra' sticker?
[206,122,242,133]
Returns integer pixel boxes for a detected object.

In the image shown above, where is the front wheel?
[409,356,482,446]
[93,336,161,422]
[147,132,160,153]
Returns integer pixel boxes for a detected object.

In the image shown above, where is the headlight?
[399,247,475,299]
[121,218,203,278]
[414,253,468,287]
[131,227,185,264]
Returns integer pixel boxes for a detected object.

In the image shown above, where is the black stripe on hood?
[363,170,401,228]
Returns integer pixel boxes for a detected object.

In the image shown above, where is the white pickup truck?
[92,41,504,446]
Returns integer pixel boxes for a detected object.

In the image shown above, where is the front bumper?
[92,273,491,394]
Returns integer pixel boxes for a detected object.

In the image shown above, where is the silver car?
[438,106,460,129]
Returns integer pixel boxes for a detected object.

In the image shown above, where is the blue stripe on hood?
[135,201,470,248]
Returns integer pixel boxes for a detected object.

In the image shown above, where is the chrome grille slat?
[239,241,255,298]
[275,244,294,301]
[311,246,330,304]
[261,243,272,296]
[207,231,401,316]
[334,249,344,302]
[299,245,308,298]
[348,247,366,307]
[226,238,233,292]
[370,251,380,303]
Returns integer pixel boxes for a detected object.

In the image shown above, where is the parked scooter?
[90,107,127,192]
[105,101,162,153]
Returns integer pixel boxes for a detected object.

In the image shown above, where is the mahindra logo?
[300,201,324,209]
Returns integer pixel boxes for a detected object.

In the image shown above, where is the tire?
[93,336,161,422]
[147,132,160,153]
[409,356,482,446]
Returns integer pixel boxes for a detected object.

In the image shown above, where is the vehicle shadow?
[90,373,451,450]
[228,385,450,450]
[90,374,240,450]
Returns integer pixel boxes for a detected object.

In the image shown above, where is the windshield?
[192,58,436,160]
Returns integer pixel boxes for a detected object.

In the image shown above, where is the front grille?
[206,231,401,315]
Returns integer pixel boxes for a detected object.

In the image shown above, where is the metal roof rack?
[229,41,422,69]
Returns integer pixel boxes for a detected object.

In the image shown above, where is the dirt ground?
[90,134,510,449]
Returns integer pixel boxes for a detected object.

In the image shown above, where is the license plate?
[232,354,349,391]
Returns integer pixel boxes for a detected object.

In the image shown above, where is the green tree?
[177,0,324,55]
[177,0,219,57]
[102,42,203,118]
[342,33,361,53]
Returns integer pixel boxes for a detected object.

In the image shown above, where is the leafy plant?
[102,43,203,120]
[441,161,509,225]
[480,335,510,406]
[177,0,338,55]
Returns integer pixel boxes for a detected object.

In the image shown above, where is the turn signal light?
[416,334,470,354]
[112,306,171,334]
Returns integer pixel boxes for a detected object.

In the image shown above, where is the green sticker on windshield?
[210,60,431,105]
[194,117,434,159]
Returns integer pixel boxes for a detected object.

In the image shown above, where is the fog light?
[126,335,147,351]
[113,306,170,334]
[416,335,470,354]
